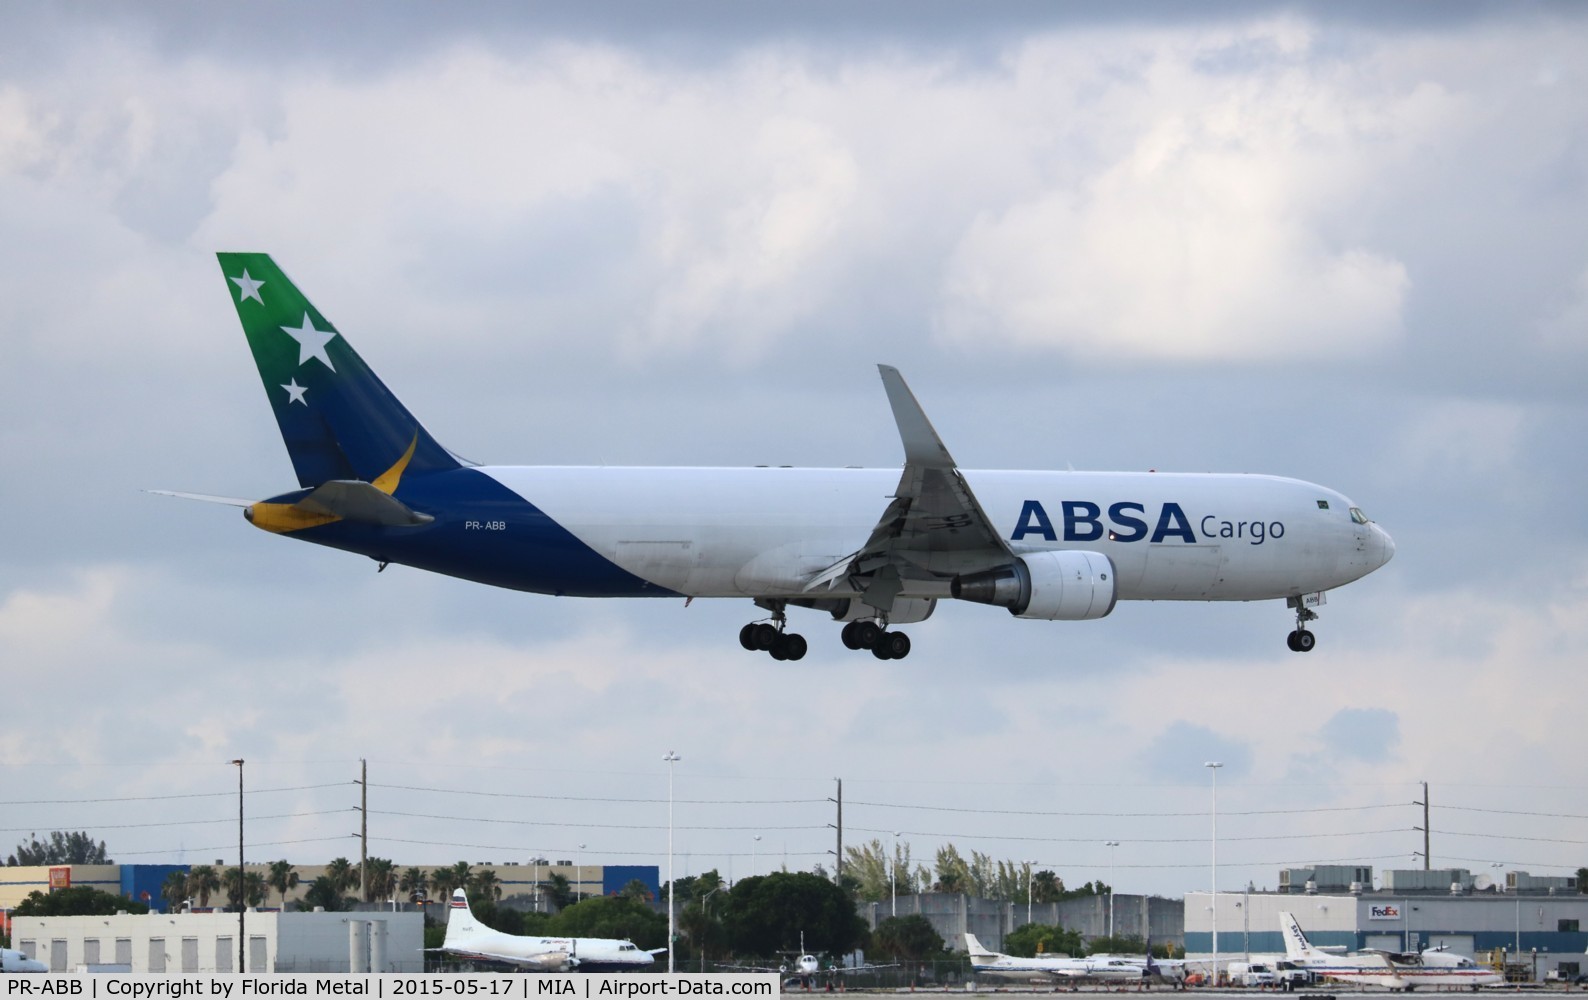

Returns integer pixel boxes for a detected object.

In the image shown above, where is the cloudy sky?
[1,2,1584,902]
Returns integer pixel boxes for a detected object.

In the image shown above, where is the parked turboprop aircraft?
[1278,911,1504,990]
[435,888,662,971]
[0,948,47,973]
[964,933,1168,983]
[166,253,1393,659]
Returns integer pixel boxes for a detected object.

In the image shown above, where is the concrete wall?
[860,893,1184,954]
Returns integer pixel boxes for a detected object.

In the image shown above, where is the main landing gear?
[840,619,912,660]
[738,616,808,661]
[1286,601,1319,653]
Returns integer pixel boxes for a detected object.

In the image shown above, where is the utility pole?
[1413,781,1431,870]
[829,779,843,884]
[359,759,369,902]
[231,759,245,974]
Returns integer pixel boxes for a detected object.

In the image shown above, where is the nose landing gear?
[1285,597,1319,653]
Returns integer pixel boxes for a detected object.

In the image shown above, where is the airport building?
[0,861,659,912]
[1185,867,1588,982]
[10,910,422,973]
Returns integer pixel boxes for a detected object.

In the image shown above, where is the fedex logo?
[1370,904,1401,920]
[1012,500,1286,546]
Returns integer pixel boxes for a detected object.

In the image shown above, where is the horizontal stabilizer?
[296,480,434,526]
[146,489,255,507]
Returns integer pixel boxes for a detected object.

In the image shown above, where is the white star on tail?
[281,379,308,405]
[230,269,265,303]
[281,312,337,371]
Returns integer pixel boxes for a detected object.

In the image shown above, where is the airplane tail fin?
[1278,912,1321,960]
[443,888,480,946]
[217,253,462,490]
[964,933,998,960]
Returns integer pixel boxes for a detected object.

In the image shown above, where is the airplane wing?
[807,366,1013,612]
[435,946,575,972]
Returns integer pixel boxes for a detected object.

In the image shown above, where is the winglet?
[878,365,958,470]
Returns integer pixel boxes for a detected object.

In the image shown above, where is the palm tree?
[325,857,357,896]
[222,868,268,909]
[1032,869,1062,904]
[160,869,191,912]
[187,864,221,908]
[469,868,503,903]
[399,867,429,903]
[359,857,397,902]
[430,861,472,900]
[267,860,299,910]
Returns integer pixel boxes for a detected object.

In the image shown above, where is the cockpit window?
[1349,507,1370,525]
[1316,500,1330,510]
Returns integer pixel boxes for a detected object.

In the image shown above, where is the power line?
[369,783,822,805]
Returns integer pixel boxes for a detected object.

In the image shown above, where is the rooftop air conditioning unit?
[1304,880,1317,894]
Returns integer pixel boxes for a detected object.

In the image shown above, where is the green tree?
[619,879,653,902]
[266,860,299,909]
[933,845,972,894]
[222,867,267,909]
[360,857,397,902]
[7,831,111,866]
[872,914,944,961]
[551,894,666,948]
[1577,867,1587,893]
[543,873,577,911]
[845,839,921,903]
[430,861,472,900]
[399,866,429,903]
[1031,869,1063,903]
[300,875,351,912]
[469,868,502,904]
[161,869,191,912]
[13,886,147,916]
[324,857,356,895]
[187,865,221,908]
[1003,923,1085,959]
[722,872,868,958]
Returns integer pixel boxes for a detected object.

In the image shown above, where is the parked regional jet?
[964,933,1166,983]
[1278,911,1503,990]
[166,253,1393,659]
[436,888,662,971]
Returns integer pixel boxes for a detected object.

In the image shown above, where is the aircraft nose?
[1375,524,1395,567]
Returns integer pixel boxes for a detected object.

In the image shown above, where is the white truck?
[1227,961,1279,987]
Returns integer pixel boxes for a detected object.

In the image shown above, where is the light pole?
[1024,860,1036,927]
[699,886,722,973]
[1104,842,1120,939]
[752,835,761,881]
[577,843,586,903]
[1205,762,1223,986]
[664,750,682,974]
[231,759,244,974]
[891,832,901,917]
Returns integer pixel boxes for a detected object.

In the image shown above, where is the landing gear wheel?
[881,630,911,659]
[1286,629,1316,652]
[871,641,894,661]
[769,638,790,661]
[853,620,882,649]
[840,621,863,650]
[739,624,758,650]
[780,633,807,661]
[751,622,779,650]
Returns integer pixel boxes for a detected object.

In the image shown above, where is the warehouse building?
[11,910,422,973]
[1186,867,1588,982]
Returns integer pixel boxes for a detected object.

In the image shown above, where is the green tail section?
[217,253,461,488]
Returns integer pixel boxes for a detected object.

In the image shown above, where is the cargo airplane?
[435,888,662,971]
[1279,911,1504,990]
[161,253,1394,660]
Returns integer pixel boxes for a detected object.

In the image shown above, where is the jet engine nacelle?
[951,550,1117,620]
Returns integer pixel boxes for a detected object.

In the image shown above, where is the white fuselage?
[483,466,1391,601]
